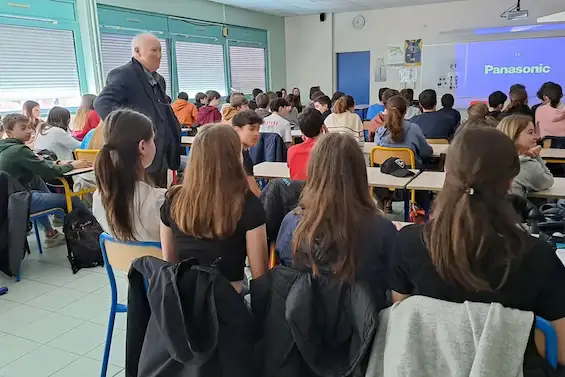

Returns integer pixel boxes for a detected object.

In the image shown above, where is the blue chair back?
[536,316,557,368]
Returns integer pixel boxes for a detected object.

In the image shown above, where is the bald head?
[132,33,162,73]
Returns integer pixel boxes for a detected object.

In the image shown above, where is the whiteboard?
[419,43,463,105]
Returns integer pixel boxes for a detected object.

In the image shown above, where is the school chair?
[536,316,557,368]
[99,233,163,377]
[426,138,449,144]
[74,148,100,163]
[370,146,416,221]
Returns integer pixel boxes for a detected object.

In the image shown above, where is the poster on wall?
[404,39,422,66]
[387,45,404,67]
[375,56,387,82]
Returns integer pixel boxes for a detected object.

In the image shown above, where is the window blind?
[0,24,81,111]
[175,41,227,97]
[228,46,266,95]
[100,33,171,95]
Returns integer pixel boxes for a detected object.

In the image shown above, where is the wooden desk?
[392,221,414,230]
[63,167,94,177]
[253,162,420,189]
[431,144,449,158]
[406,171,445,192]
[540,149,565,163]
[529,178,565,199]
[291,130,303,138]
[181,136,195,146]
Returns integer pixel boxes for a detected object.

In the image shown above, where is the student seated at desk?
[366,87,388,121]
[488,90,508,120]
[287,107,324,180]
[313,95,332,121]
[34,107,81,161]
[410,89,459,139]
[72,94,101,141]
[254,93,271,119]
[375,95,433,169]
[536,82,565,139]
[368,89,400,137]
[438,93,460,125]
[160,124,268,293]
[222,94,249,126]
[276,132,396,307]
[501,86,534,119]
[324,95,364,143]
[0,114,90,247]
[233,110,262,197]
[390,126,565,365]
[171,92,198,127]
[196,90,222,126]
[92,109,165,242]
[261,98,292,146]
[400,88,422,120]
[497,115,554,197]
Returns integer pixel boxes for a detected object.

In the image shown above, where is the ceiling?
[209,0,467,16]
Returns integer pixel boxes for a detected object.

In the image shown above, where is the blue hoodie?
[375,120,433,168]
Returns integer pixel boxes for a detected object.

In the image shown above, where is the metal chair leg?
[33,219,42,254]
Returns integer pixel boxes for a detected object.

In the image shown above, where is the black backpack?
[63,208,104,273]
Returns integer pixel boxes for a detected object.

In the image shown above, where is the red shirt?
[288,137,317,180]
[72,110,101,141]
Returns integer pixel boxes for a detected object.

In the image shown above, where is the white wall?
[285,0,565,103]
[285,14,333,101]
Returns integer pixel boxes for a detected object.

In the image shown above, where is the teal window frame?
[0,0,88,108]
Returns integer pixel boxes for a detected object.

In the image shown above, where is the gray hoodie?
[510,155,554,197]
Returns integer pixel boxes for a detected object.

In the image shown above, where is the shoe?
[43,232,66,249]
[51,215,64,228]
[376,199,385,211]
[385,200,393,214]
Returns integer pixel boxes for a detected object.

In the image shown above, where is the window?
[175,41,227,97]
[100,33,171,96]
[228,45,266,95]
[0,24,81,113]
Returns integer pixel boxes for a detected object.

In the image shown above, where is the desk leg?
[404,191,410,222]
[56,177,73,212]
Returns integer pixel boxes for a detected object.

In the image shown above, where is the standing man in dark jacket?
[94,33,180,187]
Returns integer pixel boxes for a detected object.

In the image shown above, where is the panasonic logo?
[484,64,551,74]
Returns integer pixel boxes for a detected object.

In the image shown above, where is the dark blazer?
[94,58,181,172]
[249,133,287,165]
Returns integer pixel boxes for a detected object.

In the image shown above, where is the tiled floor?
[0,233,127,377]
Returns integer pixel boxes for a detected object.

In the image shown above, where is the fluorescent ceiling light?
[538,11,565,23]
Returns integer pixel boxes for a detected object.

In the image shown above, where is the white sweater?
[34,126,81,161]
[324,111,364,142]
[93,181,166,242]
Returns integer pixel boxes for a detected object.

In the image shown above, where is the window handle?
[126,18,140,23]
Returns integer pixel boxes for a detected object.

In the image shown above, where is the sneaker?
[43,232,66,249]
[51,215,64,228]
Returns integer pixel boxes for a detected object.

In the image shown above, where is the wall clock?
[352,15,365,30]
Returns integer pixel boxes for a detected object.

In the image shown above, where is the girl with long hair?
[375,95,432,168]
[292,87,303,112]
[324,95,364,142]
[93,109,165,242]
[284,94,299,127]
[390,126,565,364]
[22,100,41,130]
[276,133,396,307]
[160,124,268,292]
[536,82,565,138]
[502,86,534,118]
[497,114,554,197]
[72,94,101,141]
[34,106,81,161]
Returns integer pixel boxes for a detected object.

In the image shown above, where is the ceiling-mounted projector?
[501,1,529,21]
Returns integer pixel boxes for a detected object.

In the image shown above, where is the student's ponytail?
[504,87,528,113]
[94,109,155,241]
[332,95,355,114]
[384,95,407,143]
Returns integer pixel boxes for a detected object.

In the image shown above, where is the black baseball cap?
[381,157,415,177]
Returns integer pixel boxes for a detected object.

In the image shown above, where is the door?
[337,51,370,105]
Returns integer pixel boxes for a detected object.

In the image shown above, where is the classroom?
[1,0,565,376]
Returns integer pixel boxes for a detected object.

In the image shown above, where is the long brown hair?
[292,133,376,282]
[332,95,355,114]
[424,126,526,291]
[504,87,528,113]
[170,124,248,238]
[467,103,488,121]
[384,95,407,142]
[95,109,155,241]
[73,94,96,132]
[22,100,40,130]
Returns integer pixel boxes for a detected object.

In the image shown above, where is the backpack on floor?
[63,208,104,273]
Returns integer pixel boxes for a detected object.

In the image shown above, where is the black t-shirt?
[391,224,565,321]
[243,149,254,176]
[411,111,459,139]
[160,190,266,281]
